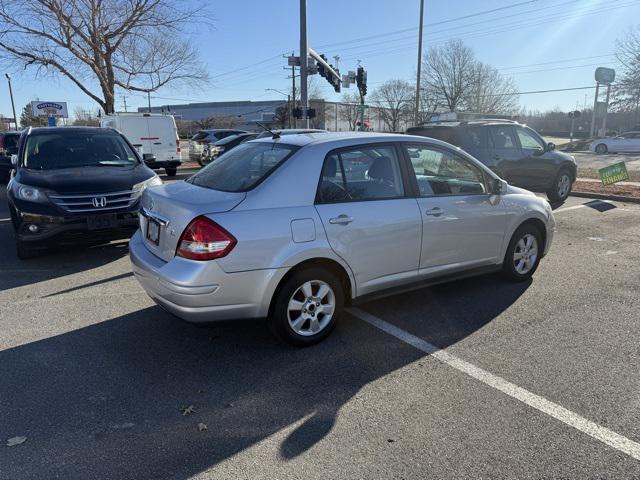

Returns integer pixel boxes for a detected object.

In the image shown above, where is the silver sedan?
[130,132,555,346]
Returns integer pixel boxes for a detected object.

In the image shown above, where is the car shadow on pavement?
[357,273,532,349]
[0,274,529,479]
[0,231,131,291]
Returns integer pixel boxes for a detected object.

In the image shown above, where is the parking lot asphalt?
[1,174,640,479]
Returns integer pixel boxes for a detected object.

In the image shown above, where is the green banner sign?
[599,162,630,186]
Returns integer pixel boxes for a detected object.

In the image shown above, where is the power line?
[505,61,621,76]
[496,53,615,71]
[476,85,598,98]
[316,0,541,50]
[338,1,640,62]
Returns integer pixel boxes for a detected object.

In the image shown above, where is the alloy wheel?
[557,173,571,199]
[513,233,538,275]
[287,280,336,336]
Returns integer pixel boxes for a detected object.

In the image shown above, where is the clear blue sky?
[1,0,638,120]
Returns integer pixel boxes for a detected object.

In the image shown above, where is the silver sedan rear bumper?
[129,230,286,322]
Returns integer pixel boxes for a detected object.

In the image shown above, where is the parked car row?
[4,125,557,346]
[590,131,640,154]
[190,128,326,165]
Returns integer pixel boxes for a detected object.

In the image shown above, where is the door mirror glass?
[142,153,156,162]
[492,178,508,195]
[10,154,18,166]
[546,142,556,151]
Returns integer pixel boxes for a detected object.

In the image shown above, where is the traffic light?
[331,67,341,93]
[317,54,328,78]
[356,66,367,97]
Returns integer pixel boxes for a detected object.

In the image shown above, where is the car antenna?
[256,122,280,140]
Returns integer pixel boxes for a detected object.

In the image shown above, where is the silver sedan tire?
[502,224,543,281]
[268,267,344,347]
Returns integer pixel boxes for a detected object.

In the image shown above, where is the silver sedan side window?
[405,144,487,197]
[316,145,405,203]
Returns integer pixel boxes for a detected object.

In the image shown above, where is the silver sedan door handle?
[425,207,444,217]
[329,214,354,225]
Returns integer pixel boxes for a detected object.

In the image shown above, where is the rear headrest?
[324,156,338,177]
[368,156,393,180]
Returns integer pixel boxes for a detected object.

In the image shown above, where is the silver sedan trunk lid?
[140,181,245,262]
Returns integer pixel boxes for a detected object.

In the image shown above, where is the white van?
[100,113,182,176]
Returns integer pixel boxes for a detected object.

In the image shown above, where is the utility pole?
[147,91,151,113]
[601,83,612,135]
[123,95,128,113]
[299,0,309,128]
[5,74,18,130]
[414,0,425,126]
[286,51,297,128]
[590,83,600,138]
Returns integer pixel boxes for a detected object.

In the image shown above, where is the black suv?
[0,131,20,182]
[407,120,577,203]
[7,127,160,258]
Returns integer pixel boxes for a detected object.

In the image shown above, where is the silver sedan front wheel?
[513,233,538,275]
[287,280,336,336]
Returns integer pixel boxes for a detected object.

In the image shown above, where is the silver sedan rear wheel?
[287,280,336,337]
[513,233,538,275]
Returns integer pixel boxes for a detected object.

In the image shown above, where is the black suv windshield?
[23,132,138,170]
[186,142,298,192]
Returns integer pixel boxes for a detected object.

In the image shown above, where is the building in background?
[138,99,409,133]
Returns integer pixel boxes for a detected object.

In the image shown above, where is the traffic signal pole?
[414,0,425,126]
[299,0,309,128]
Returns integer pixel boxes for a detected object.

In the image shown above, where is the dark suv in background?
[407,120,577,203]
[7,127,160,258]
[0,131,20,182]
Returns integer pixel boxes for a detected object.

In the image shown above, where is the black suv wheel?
[547,168,572,203]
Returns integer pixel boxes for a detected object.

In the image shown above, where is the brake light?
[176,216,236,260]
[176,138,181,153]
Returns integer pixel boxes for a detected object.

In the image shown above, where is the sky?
[1,0,639,120]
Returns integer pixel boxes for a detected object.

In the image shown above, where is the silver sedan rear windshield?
[186,142,298,192]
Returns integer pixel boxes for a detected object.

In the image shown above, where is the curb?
[570,191,640,204]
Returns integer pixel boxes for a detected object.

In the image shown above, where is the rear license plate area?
[146,217,161,245]
[87,214,117,230]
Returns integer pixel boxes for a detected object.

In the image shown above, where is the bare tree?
[72,107,100,126]
[371,79,413,132]
[612,27,640,125]
[272,105,289,128]
[423,39,476,112]
[422,39,519,115]
[339,92,360,131]
[465,63,519,114]
[0,0,209,114]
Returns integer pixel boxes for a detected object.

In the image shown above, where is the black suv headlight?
[12,181,49,203]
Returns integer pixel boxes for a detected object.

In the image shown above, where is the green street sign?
[356,104,369,112]
[599,162,629,186]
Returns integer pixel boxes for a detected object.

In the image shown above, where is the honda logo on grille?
[92,197,107,208]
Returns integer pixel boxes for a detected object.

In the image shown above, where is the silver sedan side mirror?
[492,178,508,195]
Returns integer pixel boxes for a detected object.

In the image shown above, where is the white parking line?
[347,307,640,461]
